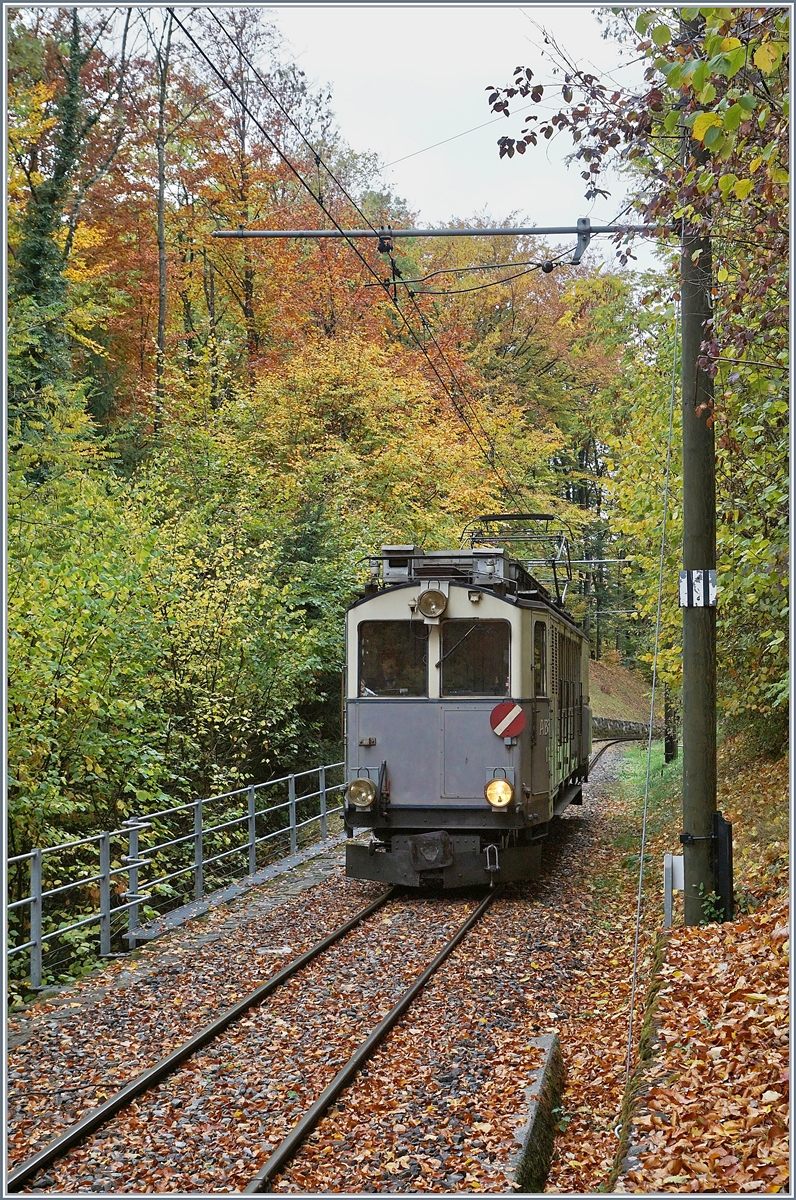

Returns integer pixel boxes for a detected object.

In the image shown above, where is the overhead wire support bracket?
[214,217,647,268]
[212,221,652,243]
[572,217,592,265]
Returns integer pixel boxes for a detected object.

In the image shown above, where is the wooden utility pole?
[679,16,718,925]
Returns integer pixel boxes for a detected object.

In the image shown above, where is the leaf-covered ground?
[11,745,648,1194]
[612,735,789,1195]
[7,735,787,1194]
[22,894,479,1192]
[7,861,384,1168]
[615,897,789,1194]
[588,654,663,724]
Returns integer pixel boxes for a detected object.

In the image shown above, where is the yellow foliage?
[220,336,566,549]
[59,223,109,284]
[7,79,57,240]
[692,112,723,141]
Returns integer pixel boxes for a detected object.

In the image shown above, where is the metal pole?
[211,221,651,240]
[247,786,256,875]
[194,800,204,900]
[319,766,327,842]
[288,775,297,855]
[680,14,718,926]
[126,820,140,951]
[29,849,43,990]
[99,833,111,957]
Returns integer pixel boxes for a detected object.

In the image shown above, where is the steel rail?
[6,888,396,1193]
[244,887,498,1193]
[589,738,642,772]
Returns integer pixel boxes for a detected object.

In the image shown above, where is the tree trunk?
[153,10,173,432]
[202,249,221,410]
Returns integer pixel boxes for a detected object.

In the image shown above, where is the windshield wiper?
[435,624,478,667]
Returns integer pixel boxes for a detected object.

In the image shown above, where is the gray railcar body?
[343,545,591,887]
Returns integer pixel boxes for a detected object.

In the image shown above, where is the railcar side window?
[440,620,509,697]
[533,621,547,696]
[358,621,428,697]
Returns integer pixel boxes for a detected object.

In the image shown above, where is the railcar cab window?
[358,621,428,697]
[440,620,509,697]
[533,621,547,696]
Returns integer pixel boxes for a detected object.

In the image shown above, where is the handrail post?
[289,774,297,854]
[99,832,111,957]
[124,818,140,950]
[319,766,327,841]
[247,786,256,875]
[194,800,204,900]
[30,849,43,990]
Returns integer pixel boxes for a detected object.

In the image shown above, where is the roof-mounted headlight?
[418,589,447,618]
[346,778,377,810]
[485,778,514,809]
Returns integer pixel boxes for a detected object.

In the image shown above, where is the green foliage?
[487,8,789,725]
[697,882,726,925]
[9,332,536,858]
[7,401,168,853]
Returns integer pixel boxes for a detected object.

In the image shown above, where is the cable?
[370,245,578,297]
[412,264,552,296]
[205,9,380,248]
[172,10,504,482]
[365,244,574,288]
[203,8,518,494]
[200,9,530,485]
[169,8,524,502]
[623,266,681,1087]
[405,290,504,468]
[383,115,509,167]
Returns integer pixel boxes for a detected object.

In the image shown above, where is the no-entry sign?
[490,701,526,738]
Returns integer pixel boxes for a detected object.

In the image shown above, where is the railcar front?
[342,545,591,888]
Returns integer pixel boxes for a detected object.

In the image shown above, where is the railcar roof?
[347,546,585,635]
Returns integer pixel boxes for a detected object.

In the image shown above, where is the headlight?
[485,778,514,809]
[346,778,377,809]
[417,588,447,618]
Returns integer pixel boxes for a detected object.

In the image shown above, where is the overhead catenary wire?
[202,6,520,486]
[205,9,377,238]
[366,255,563,285]
[382,114,511,167]
[169,8,523,503]
[364,243,577,296]
[199,11,660,482]
[203,10,516,493]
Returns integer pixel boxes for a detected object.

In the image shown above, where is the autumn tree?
[486,6,788,744]
[8,7,131,427]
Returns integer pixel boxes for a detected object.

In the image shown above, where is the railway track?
[9,888,495,1194]
[10,744,631,1194]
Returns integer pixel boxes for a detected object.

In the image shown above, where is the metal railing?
[7,763,345,990]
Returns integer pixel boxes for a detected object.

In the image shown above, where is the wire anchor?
[572,217,591,264]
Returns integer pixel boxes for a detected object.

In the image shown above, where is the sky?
[266,3,665,273]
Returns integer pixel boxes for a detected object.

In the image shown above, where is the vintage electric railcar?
[342,543,591,888]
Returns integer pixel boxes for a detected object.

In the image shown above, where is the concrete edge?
[509,1032,565,1193]
[132,832,350,939]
